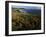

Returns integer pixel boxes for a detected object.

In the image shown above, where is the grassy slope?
[12,8,41,31]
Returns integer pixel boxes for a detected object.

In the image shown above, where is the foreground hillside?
[12,11,41,31]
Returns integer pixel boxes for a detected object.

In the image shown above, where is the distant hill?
[12,8,41,16]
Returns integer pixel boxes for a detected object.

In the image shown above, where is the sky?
[12,5,41,10]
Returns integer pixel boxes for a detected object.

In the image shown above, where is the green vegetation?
[12,8,41,31]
